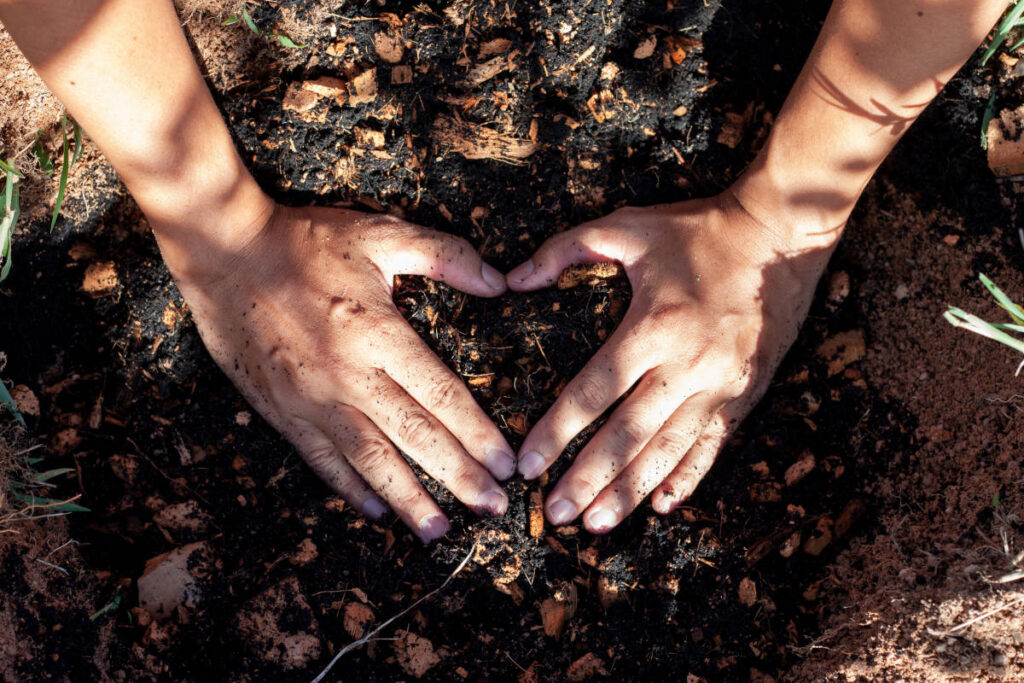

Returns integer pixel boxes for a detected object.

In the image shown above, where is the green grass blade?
[981,91,998,151]
[33,131,54,177]
[71,120,84,168]
[241,7,261,35]
[33,467,75,484]
[9,490,90,512]
[982,0,1024,66]
[223,14,240,25]
[979,273,1024,324]
[275,33,307,49]
[0,159,22,178]
[1,167,19,282]
[0,380,26,427]
[992,322,1024,334]
[90,595,122,622]
[945,306,1024,355]
[50,114,71,233]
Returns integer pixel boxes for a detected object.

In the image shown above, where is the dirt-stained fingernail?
[508,259,535,284]
[417,514,450,543]
[547,498,576,526]
[485,449,516,480]
[477,488,508,516]
[585,506,618,533]
[362,498,388,520]
[518,450,545,479]
[481,262,505,291]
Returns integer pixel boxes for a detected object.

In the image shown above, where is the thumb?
[375,227,506,297]
[506,222,635,292]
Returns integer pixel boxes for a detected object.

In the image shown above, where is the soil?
[1,1,1023,681]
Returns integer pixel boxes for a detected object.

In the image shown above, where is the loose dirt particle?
[556,262,623,289]
[784,453,816,486]
[738,577,758,607]
[373,31,404,64]
[529,489,545,538]
[81,262,119,297]
[633,36,657,59]
[349,68,378,106]
[393,630,441,678]
[802,517,834,556]
[816,329,866,376]
[236,577,322,670]
[343,602,374,639]
[10,385,39,417]
[567,652,608,680]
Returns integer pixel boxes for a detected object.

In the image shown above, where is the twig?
[927,595,1024,638]
[310,544,477,683]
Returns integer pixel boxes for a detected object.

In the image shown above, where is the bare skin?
[511,0,1010,532]
[0,0,1009,540]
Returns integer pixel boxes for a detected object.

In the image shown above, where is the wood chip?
[391,65,413,85]
[343,602,374,639]
[433,115,537,165]
[738,577,757,606]
[633,35,657,59]
[373,31,404,63]
[393,630,440,678]
[529,489,545,538]
[11,385,39,417]
[567,653,608,680]
[784,453,816,486]
[478,38,512,57]
[82,261,119,296]
[816,329,866,376]
[802,517,834,556]
[556,262,622,289]
[349,68,378,106]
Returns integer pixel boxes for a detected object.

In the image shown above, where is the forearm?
[0,0,273,277]
[733,0,1008,249]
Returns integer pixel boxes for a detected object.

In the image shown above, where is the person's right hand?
[160,205,515,543]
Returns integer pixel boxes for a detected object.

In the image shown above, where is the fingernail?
[547,498,577,526]
[477,488,508,516]
[362,498,388,520]
[481,262,505,291]
[417,514,450,543]
[485,449,516,480]
[586,507,619,533]
[518,451,546,479]
[509,259,535,284]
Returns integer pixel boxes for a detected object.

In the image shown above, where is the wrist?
[729,151,860,254]
[140,155,276,285]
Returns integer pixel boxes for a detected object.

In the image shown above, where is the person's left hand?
[506,192,835,533]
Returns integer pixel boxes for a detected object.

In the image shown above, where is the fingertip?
[417,513,451,544]
[517,450,546,480]
[361,497,389,520]
[584,506,619,534]
[506,258,535,288]
[480,261,507,294]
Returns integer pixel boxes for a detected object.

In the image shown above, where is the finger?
[361,371,509,517]
[581,394,720,534]
[315,403,451,543]
[651,405,745,515]
[283,418,390,521]
[379,323,516,480]
[373,224,506,297]
[506,220,638,291]
[542,370,683,525]
[517,328,647,481]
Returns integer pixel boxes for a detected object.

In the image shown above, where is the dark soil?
[1,1,1022,681]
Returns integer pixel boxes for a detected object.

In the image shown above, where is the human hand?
[507,193,836,533]
[162,205,516,543]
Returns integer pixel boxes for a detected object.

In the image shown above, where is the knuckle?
[569,471,605,501]
[397,411,436,451]
[349,434,393,472]
[610,418,647,455]
[301,442,336,469]
[650,430,690,461]
[426,375,462,413]
[569,374,608,414]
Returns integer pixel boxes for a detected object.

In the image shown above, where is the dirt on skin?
[0,1,1022,681]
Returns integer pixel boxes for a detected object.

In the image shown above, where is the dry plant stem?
[310,543,477,683]
[926,595,1024,638]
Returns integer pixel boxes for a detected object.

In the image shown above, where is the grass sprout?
[1,158,21,282]
[982,0,1024,67]
[945,273,1024,374]
[224,5,307,49]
